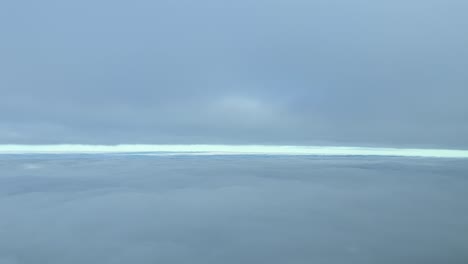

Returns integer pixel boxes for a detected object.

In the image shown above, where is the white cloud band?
[0,144,468,158]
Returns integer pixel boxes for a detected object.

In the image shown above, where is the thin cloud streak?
[1,144,468,158]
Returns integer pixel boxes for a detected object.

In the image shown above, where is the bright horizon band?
[0,144,468,158]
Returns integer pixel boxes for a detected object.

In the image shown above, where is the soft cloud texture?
[1,156,468,263]
[1,0,467,147]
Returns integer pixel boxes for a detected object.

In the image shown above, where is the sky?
[1,0,468,147]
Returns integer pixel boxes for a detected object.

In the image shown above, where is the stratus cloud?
[209,96,277,125]
[0,145,468,158]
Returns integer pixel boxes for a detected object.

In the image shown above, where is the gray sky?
[1,0,467,147]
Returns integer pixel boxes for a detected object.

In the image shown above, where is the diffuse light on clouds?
[1,144,468,158]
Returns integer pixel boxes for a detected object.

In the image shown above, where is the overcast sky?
[1,0,467,147]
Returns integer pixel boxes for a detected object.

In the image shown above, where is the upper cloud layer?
[1,0,467,147]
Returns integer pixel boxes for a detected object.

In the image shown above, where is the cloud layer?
[1,0,468,147]
[1,156,468,263]
[1,144,468,158]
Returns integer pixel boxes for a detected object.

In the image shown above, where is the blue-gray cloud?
[1,0,467,147]
[1,156,468,263]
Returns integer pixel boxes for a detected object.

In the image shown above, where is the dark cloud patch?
[0,156,468,263]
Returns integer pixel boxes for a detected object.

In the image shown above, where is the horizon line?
[0,144,468,158]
